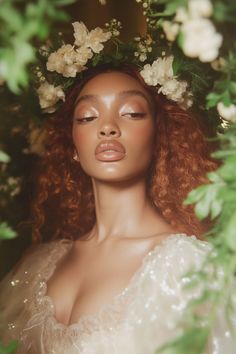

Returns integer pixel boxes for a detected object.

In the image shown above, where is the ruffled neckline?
[33,233,195,336]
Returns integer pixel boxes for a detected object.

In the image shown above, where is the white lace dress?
[0,234,235,354]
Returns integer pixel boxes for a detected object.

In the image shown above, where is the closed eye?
[74,116,97,124]
[123,112,146,119]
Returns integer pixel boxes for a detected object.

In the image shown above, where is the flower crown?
[36,17,195,114]
[36,0,223,115]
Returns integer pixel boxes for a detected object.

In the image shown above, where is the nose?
[98,120,121,138]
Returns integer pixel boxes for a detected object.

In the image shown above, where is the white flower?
[37,82,65,113]
[153,56,174,83]
[188,0,213,18]
[217,102,236,123]
[47,44,86,77]
[181,18,222,62]
[73,21,112,54]
[211,57,226,71]
[175,7,189,23]
[140,63,158,86]
[139,53,147,62]
[75,46,93,66]
[140,56,174,86]
[99,0,107,4]
[86,27,112,53]
[7,177,22,197]
[46,22,112,80]
[73,22,89,47]
[159,79,188,102]
[140,55,190,105]
[162,21,180,42]
[180,91,194,109]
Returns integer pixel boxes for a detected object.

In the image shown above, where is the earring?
[73,151,80,162]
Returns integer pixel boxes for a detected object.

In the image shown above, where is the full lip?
[95,140,126,155]
[95,140,126,162]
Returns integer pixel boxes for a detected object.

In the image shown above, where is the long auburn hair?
[31,64,218,242]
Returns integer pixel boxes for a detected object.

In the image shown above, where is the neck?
[89,175,168,243]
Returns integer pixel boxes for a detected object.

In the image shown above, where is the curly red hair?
[31,64,218,242]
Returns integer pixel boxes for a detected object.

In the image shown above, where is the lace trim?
[27,233,194,338]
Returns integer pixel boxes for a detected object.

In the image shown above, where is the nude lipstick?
[95,140,126,162]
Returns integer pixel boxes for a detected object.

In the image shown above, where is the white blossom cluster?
[217,102,236,123]
[134,36,152,62]
[37,82,65,113]
[140,55,193,109]
[47,22,112,78]
[0,176,22,198]
[105,18,122,37]
[37,22,112,113]
[162,0,222,62]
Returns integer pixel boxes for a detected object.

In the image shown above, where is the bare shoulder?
[148,226,179,247]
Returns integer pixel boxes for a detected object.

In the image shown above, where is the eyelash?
[75,117,97,124]
[123,112,146,119]
[74,112,146,124]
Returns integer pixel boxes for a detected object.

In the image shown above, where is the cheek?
[72,128,88,149]
[129,124,154,149]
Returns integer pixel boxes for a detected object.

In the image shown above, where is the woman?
[0,65,233,353]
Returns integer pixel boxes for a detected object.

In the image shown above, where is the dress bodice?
[0,233,235,353]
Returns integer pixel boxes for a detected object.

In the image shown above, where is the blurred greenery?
[0,0,78,245]
[0,340,18,354]
[0,0,77,93]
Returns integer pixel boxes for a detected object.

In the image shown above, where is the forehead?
[78,71,149,97]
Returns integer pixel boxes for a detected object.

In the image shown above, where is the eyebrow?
[74,90,152,108]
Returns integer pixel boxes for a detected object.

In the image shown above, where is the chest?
[46,249,147,326]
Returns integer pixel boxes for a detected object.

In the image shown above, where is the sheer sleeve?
[0,242,58,347]
[127,235,236,354]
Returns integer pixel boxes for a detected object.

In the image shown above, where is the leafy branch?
[0,0,76,93]
[155,124,236,353]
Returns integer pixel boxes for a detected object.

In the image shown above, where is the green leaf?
[206,92,223,109]
[0,340,18,354]
[172,56,184,76]
[184,185,208,205]
[221,91,232,106]
[0,4,23,32]
[218,156,236,181]
[207,172,223,184]
[229,81,236,95]
[194,186,219,220]
[0,222,17,240]
[162,0,188,17]
[51,9,70,21]
[219,189,236,203]
[155,326,209,354]
[51,0,76,5]
[214,1,236,23]
[223,211,236,251]
[177,31,184,49]
[0,150,10,163]
[195,198,211,220]
[210,198,223,219]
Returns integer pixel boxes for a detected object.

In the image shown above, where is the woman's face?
[72,71,156,183]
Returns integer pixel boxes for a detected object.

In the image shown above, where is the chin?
[88,167,148,184]
[81,157,151,182]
